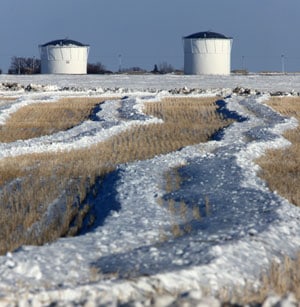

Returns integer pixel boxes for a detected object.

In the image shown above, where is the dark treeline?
[8,56,41,74]
[3,56,180,75]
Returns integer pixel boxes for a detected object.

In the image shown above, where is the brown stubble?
[256,96,300,207]
[0,97,119,142]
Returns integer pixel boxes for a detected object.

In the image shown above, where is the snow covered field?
[0,74,300,306]
[1,72,300,93]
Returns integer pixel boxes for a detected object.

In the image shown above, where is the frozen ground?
[1,72,300,93]
[0,74,300,306]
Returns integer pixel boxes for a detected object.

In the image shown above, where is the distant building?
[39,39,90,74]
[183,31,232,75]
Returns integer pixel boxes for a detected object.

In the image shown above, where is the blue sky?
[0,0,300,73]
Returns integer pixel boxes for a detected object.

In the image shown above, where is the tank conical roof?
[40,39,89,47]
[184,31,231,39]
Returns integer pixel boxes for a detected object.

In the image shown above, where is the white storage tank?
[183,31,232,75]
[39,39,90,74]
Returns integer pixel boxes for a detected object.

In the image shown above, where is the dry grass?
[144,97,228,149]
[161,165,216,239]
[219,254,300,305]
[256,97,300,206]
[0,97,116,142]
[0,96,232,254]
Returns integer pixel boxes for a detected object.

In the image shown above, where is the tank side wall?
[184,38,232,75]
[40,46,88,74]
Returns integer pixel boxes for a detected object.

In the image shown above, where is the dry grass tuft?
[219,254,300,305]
[0,97,117,142]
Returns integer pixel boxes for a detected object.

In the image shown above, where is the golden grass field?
[0,97,116,142]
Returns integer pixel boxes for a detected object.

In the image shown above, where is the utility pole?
[32,56,35,73]
[118,54,122,72]
[281,54,285,74]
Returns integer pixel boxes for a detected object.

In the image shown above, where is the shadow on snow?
[79,169,122,235]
